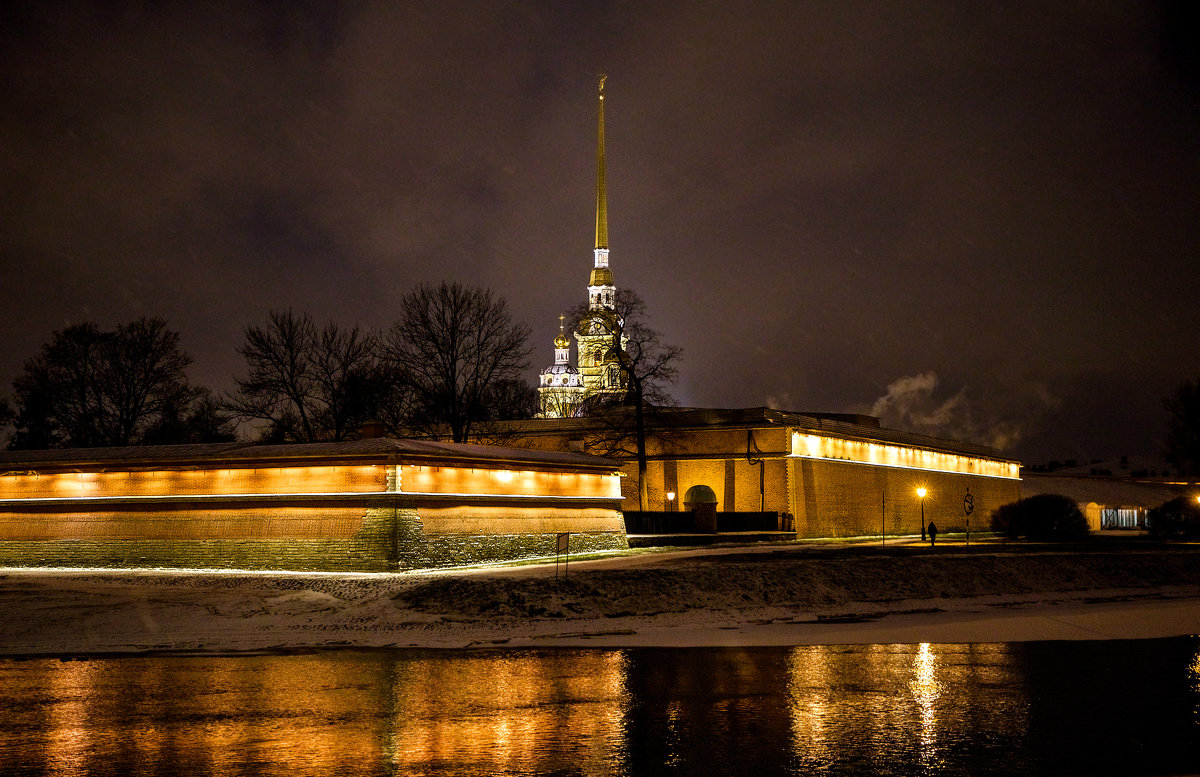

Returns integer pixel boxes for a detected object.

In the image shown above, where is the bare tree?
[570,288,682,509]
[9,318,205,448]
[227,310,393,442]
[380,282,533,443]
[143,389,237,444]
[311,320,387,442]
[11,323,104,448]
[538,386,587,420]
[482,378,540,422]
[103,317,200,445]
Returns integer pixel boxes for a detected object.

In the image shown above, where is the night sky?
[2,1,1198,465]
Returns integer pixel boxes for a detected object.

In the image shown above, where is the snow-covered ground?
[3,538,1199,655]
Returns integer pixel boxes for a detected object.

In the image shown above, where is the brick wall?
[502,420,1020,538]
[0,505,393,571]
[791,459,1020,538]
[0,502,628,572]
[400,504,627,570]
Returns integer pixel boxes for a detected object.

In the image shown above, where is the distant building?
[538,317,587,418]
[500,407,1022,539]
[532,81,1021,537]
[0,438,626,571]
[538,76,626,419]
[1020,470,1192,530]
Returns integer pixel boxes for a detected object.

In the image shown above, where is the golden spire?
[595,74,608,251]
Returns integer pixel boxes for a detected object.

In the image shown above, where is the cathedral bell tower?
[537,76,627,419]
[588,75,614,311]
[575,75,627,400]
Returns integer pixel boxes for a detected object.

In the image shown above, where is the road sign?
[964,489,973,547]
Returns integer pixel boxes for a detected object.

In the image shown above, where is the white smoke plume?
[764,393,792,411]
[869,372,1024,451]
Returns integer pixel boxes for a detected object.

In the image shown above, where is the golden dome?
[589,266,614,287]
[554,330,570,349]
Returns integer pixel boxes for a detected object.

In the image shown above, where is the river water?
[1,638,1197,776]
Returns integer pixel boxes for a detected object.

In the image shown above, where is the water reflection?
[911,642,939,757]
[1190,643,1200,724]
[0,639,1197,776]
[45,660,95,775]
[621,648,793,775]
[784,644,1031,775]
[2,654,393,776]
[386,651,629,775]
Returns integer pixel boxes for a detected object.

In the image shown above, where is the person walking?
[928,522,938,546]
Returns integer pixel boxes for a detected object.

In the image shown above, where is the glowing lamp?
[916,487,928,542]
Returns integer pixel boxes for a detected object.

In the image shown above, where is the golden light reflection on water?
[787,644,1028,772]
[11,655,393,776]
[1189,644,1200,722]
[786,644,833,767]
[0,652,631,776]
[789,645,931,770]
[662,700,686,769]
[911,642,942,767]
[45,659,96,775]
[5,641,1199,776]
[385,650,629,775]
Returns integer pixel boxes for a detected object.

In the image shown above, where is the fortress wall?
[790,458,1020,538]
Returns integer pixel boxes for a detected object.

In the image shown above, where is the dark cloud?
[2,0,1198,464]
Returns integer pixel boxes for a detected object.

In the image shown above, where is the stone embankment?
[400,541,1200,620]
[3,538,1199,654]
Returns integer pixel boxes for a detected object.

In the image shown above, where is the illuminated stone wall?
[789,458,1019,538]
[0,456,628,571]
[399,465,619,499]
[0,465,388,499]
[402,503,626,569]
[641,458,793,514]
[0,501,627,571]
[0,504,398,571]
[791,432,1020,480]
[415,529,625,569]
[636,456,1017,537]
[499,412,1021,538]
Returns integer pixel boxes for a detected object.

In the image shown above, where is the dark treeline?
[1,282,537,449]
[3,317,232,449]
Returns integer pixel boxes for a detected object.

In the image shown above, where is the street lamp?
[666,491,676,511]
[916,487,927,542]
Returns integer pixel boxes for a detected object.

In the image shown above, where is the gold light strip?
[790,432,1020,480]
[0,491,624,507]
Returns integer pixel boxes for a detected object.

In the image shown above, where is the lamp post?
[667,491,676,511]
[917,487,927,542]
